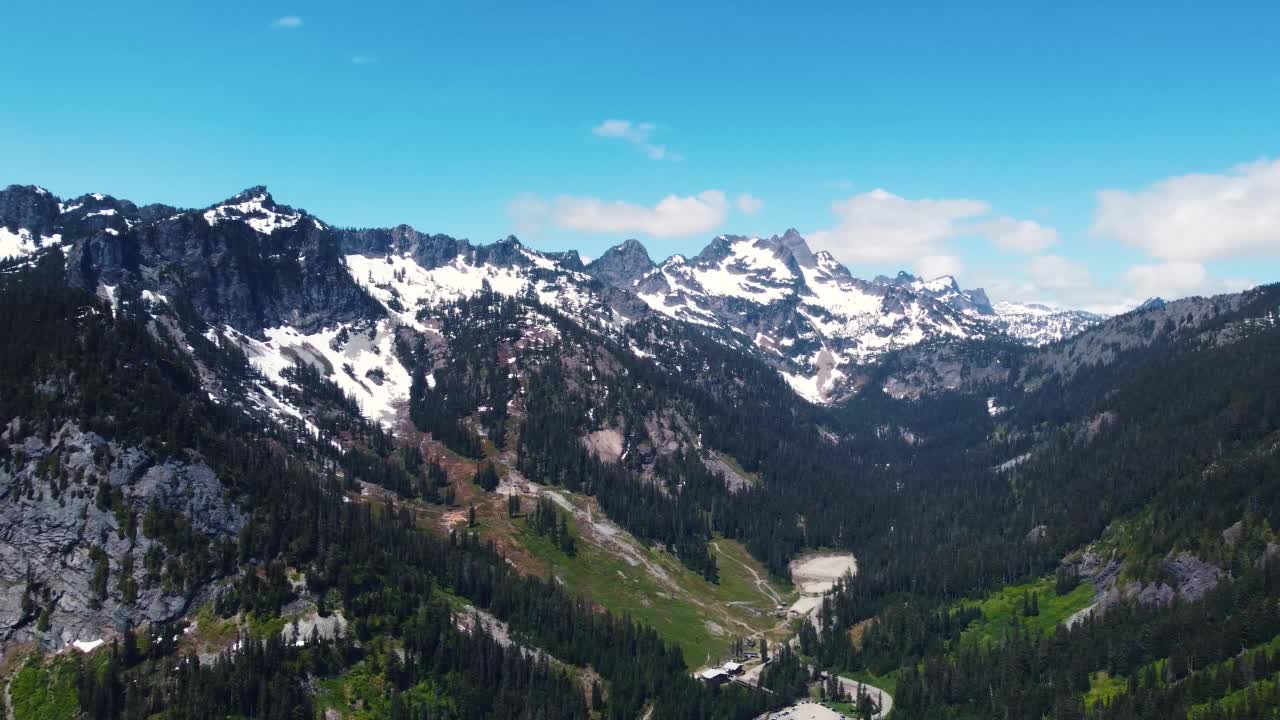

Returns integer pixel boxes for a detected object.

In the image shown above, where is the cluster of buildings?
[699,661,745,686]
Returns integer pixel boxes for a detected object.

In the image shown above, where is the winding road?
[750,553,895,719]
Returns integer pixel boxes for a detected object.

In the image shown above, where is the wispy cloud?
[915,255,965,280]
[508,190,728,238]
[972,216,1058,254]
[735,193,765,216]
[350,55,376,65]
[592,119,653,143]
[270,15,303,29]
[591,119,678,162]
[507,193,551,236]
[807,188,989,266]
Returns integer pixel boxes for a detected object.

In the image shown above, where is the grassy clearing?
[1081,634,1280,716]
[193,603,239,646]
[9,654,81,720]
[316,660,393,719]
[314,639,464,719]
[1188,673,1280,720]
[1085,671,1127,708]
[958,577,1094,646]
[430,456,795,669]
[504,499,794,668]
[711,536,794,599]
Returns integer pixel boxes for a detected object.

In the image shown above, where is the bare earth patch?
[789,553,858,596]
[580,428,624,463]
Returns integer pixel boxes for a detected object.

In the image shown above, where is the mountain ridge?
[0,183,1183,405]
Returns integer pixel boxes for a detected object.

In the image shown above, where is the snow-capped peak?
[594,231,992,403]
[989,301,1103,345]
[203,187,302,235]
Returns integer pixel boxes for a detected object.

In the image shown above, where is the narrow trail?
[4,675,15,720]
[552,492,761,640]
[711,541,783,606]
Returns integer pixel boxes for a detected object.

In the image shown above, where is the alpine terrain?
[3,183,1280,720]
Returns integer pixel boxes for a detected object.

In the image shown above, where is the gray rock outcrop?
[0,421,244,651]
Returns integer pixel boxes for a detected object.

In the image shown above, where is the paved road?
[835,675,893,720]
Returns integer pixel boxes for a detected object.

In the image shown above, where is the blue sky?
[3,1,1279,311]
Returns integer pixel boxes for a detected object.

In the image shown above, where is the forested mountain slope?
[3,182,1279,720]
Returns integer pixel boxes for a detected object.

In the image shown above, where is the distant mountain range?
[0,184,1113,405]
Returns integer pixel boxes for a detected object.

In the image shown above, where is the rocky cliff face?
[0,421,244,651]
[1066,549,1223,628]
[586,238,655,288]
[1,185,383,336]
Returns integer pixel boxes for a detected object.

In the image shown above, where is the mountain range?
[3,182,1278,720]
[1,184,1102,407]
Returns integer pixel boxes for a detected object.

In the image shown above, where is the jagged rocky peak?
[1,184,61,224]
[873,270,921,287]
[476,234,565,269]
[588,238,655,287]
[773,228,816,266]
[542,248,585,272]
[215,185,283,210]
[682,232,808,283]
[872,269,992,316]
[202,185,308,235]
[966,287,994,314]
[339,224,473,266]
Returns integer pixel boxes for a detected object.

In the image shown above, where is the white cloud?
[736,193,765,215]
[996,255,1252,315]
[592,119,654,143]
[506,193,552,236]
[591,119,675,161]
[808,188,989,265]
[270,16,303,29]
[1028,254,1093,291]
[1093,158,1280,262]
[915,255,964,280]
[974,216,1058,253]
[553,190,728,238]
[1124,262,1209,299]
[1122,262,1252,300]
[981,255,1128,314]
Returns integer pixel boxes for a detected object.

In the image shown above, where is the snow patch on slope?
[203,193,301,235]
[225,321,413,429]
[992,301,1103,346]
[346,250,603,333]
[0,227,62,259]
[685,237,795,303]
